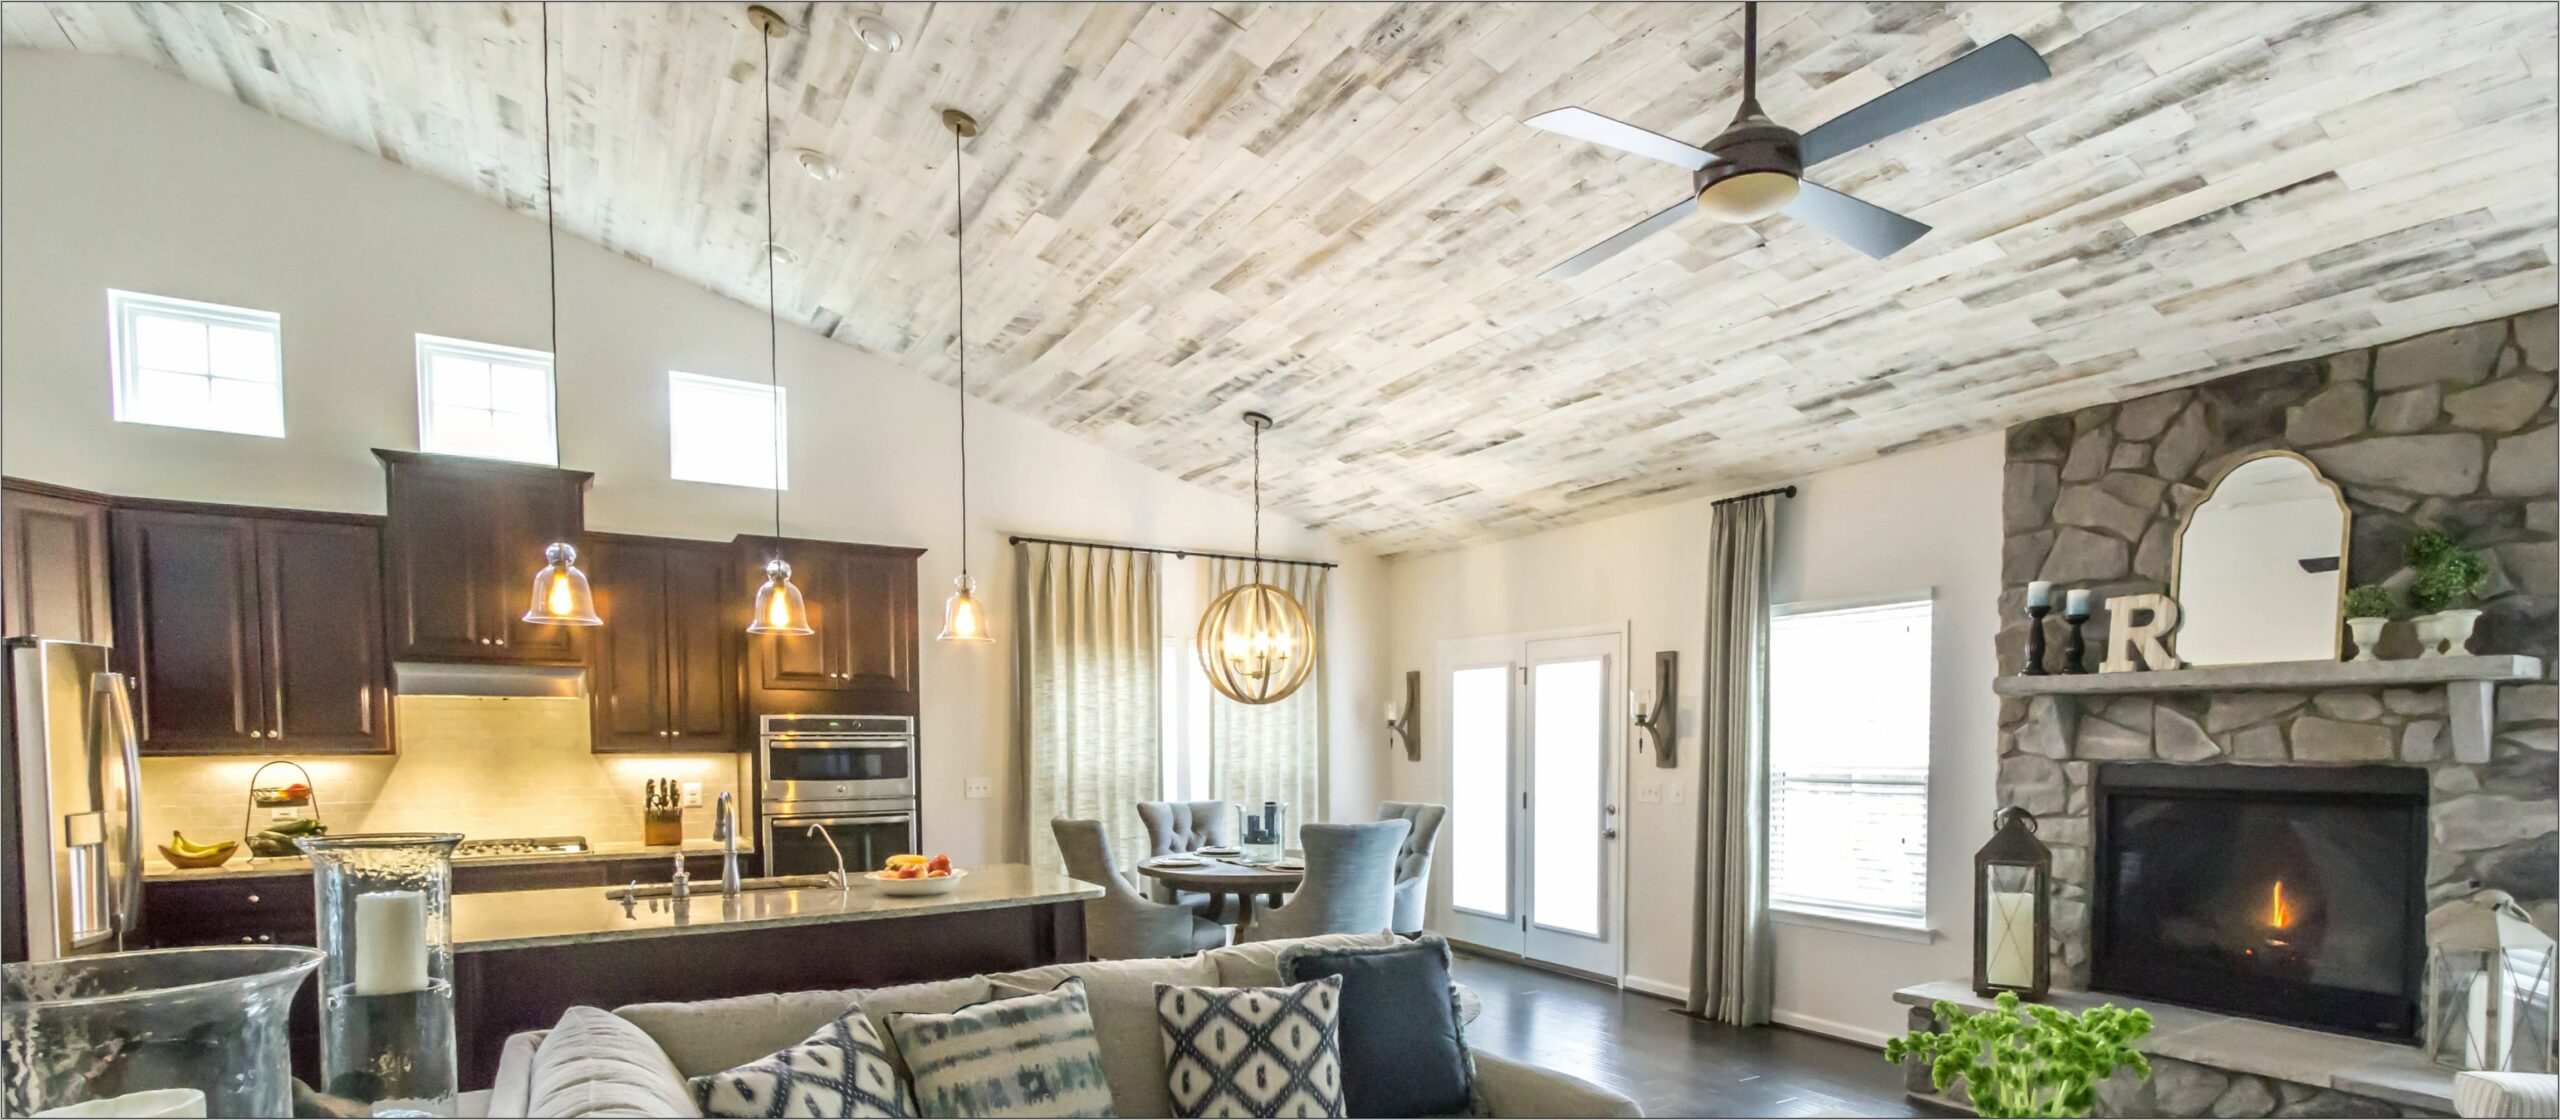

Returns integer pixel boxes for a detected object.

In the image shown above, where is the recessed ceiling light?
[220,2,271,35]
[794,148,839,181]
[763,241,798,265]
[853,12,903,54]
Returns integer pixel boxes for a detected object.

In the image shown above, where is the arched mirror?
[2172,452,2351,666]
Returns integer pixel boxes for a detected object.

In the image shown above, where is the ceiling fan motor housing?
[1694,112,1805,222]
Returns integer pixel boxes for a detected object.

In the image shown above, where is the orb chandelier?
[1196,412,1316,705]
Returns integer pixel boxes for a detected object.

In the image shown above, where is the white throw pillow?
[690,1005,912,1119]
[526,1006,701,1119]
[1156,976,1344,1119]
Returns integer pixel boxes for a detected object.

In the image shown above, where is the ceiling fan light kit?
[1695,111,1802,223]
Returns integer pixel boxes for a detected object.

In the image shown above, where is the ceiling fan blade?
[1525,107,1712,171]
[1784,181,1931,259]
[1543,196,1700,279]
[1797,35,2050,166]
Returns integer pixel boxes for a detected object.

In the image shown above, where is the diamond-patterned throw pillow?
[692,1003,912,1118]
[1156,976,1344,1119]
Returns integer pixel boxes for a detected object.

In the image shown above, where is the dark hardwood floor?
[1452,951,1946,1118]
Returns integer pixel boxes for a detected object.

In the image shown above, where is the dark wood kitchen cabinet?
[377,450,591,664]
[111,506,391,755]
[2,478,114,644]
[583,533,739,752]
[736,536,923,716]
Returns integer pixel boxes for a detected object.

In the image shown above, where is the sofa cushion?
[1205,933,1399,987]
[691,1004,911,1119]
[618,976,993,1080]
[990,955,1216,1119]
[1156,976,1345,1119]
[1280,935,1476,1118]
[889,977,1115,1118]
[525,1006,700,1119]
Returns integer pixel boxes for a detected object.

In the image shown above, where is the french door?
[1435,630,1624,978]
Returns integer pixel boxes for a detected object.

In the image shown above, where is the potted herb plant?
[2342,584,2395,662]
[1886,992,2154,1119]
[2405,530,2488,657]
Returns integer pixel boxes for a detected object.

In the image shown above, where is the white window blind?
[667,371,786,489]
[108,290,284,437]
[1768,596,1933,927]
[416,334,557,464]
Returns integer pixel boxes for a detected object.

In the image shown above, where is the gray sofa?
[483,932,1641,1118]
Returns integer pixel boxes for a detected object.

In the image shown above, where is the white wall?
[0,52,1386,865]
[1383,432,2002,1043]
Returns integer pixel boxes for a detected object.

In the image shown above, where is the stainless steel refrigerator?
[3,638,143,962]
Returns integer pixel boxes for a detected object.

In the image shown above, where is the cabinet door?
[384,468,492,660]
[492,474,585,662]
[584,536,670,752]
[662,544,738,747]
[833,550,917,701]
[255,519,391,753]
[111,510,267,753]
[2,485,113,644]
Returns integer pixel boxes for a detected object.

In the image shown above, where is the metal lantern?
[2425,889,2556,1073]
[1975,806,2052,999]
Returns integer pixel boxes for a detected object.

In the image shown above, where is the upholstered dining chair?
[1051,818,1228,959]
[1134,800,1235,911]
[1377,801,1448,936]
[1236,819,1410,944]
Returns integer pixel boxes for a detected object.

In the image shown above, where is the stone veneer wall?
[1995,308,2559,986]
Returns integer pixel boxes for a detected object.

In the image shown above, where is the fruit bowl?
[158,840,239,869]
[863,868,966,896]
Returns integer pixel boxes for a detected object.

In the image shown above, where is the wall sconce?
[1632,651,1677,767]
[1384,670,1420,762]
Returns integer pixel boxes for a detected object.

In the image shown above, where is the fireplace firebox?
[2091,763,2427,1041]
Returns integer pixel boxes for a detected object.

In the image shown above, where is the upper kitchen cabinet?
[2,479,114,645]
[735,537,922,716]
[583,533,738,752]
[111,505,391,755]
[376,450,592,664]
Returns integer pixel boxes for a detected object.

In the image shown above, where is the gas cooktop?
[454,835,590,859]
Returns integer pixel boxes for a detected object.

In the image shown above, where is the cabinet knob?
[245,893,261,904]
[496,638,507,646]
[257,933,272,943]
[672,731,682,737]
[250,730,265,739]
[659,730,670,737]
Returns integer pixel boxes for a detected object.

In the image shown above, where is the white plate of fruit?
[865,853,965,896]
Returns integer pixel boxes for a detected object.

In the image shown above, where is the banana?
[170,831,230,856]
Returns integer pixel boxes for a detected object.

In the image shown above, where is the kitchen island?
[451,864,1099,1087]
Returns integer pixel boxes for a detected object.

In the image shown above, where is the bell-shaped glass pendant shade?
[747,557,814,636]
[938,572,992,643]
[522,543,602,626]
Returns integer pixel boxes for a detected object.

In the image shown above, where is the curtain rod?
[1007,534,1339,570]
[1713,484,1797,506]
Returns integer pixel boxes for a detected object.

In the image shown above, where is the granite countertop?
[451,863,1102,953]
[144,838,752,881]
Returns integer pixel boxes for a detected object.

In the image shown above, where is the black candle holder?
[2061,610,2091,674]
[2022,604,2051,675]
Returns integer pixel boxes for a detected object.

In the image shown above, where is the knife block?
[643,810,683,847]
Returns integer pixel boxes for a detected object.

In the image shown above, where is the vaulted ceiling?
[7,2,2555,553]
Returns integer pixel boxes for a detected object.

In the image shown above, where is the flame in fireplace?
[2266,881,2293,930]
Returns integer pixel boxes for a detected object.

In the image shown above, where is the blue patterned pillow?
[1155,976,1344,1119]
[889,977,1115,1118]
[692,1003,912,1118]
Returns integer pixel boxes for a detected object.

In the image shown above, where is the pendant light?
[937,108,992,643]
[743,4,812,637]
[1196,412,1316,705]
[522,1,601,628]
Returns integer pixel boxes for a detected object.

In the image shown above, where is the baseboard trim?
[1621,973,1688,1002]
[1772,1008,1894,1049]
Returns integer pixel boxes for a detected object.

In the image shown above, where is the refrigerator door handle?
[93,671,144,942]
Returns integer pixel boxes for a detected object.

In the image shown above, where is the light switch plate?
[965,777,992,800]
[682,782,704,808]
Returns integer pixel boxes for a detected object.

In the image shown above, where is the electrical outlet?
[1637,779,1664,804]
[269,808,298,821]
[682,782,703,808]
[965,777,992,800]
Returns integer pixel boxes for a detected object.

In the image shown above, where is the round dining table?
[1135,855,1302,925]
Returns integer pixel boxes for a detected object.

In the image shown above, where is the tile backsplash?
[140,695,747,848]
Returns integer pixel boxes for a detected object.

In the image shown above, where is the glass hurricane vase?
[298,833,463,1117]
[2,945,322,1118]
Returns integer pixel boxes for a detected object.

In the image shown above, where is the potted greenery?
[1886,992,2154,1119]
[2405,530,2488,657]
[2342,584,2395,662]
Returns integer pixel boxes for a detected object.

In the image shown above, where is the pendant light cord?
[762,24,782,540]
[541,3,559,368]
[1251,421,1263,574]
[953,123,970,579]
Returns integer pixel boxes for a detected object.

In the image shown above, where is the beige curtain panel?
[1204,556,1329,846]
[1688,493,1778,1026]
[1016,541,1162,873]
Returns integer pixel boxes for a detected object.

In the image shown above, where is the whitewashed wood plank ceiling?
[7,2,2555,553]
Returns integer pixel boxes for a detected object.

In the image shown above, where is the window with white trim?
[667,371,786,489]
[1768,595,1933,928]
[108,290,284,437]
[415,334,558,465]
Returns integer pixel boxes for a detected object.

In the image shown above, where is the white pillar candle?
[2064,588,2091,616]
[353,890,431,996]
[1985,890,2036,988]
[2025,581,2052,609]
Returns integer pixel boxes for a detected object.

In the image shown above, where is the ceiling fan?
[1527,2,2051,278]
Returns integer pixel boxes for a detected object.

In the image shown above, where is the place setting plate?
[1146,855,1208,868]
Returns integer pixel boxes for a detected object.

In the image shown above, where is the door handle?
[1603,827,1620,840]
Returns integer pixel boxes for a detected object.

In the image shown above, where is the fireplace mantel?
[1994,654,2545,763]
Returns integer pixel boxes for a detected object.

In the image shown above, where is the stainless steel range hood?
[392,662,586,699]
